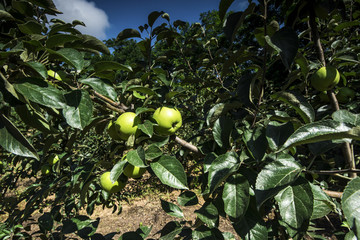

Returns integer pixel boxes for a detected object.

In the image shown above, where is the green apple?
[123,163,146,179]
[114,112,141,140]
[100,171,126,193]
[41,164,51,175]
[311,66,340,91]
[107,120,122,140]
[47,70,62,81]
[337,87,355,103]
[152,107,182,136]
[47,154,60,165]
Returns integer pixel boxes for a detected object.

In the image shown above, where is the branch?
[323,190,343,199]
[92,91,128,111]
[172,136,203,155]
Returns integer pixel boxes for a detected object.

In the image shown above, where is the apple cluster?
[100,106,182,193]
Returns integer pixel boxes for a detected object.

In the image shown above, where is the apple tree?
[1,0,360,239]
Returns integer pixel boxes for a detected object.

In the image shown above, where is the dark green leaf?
[208,152,239,194]
[342,177,360,238]
[160,199,184,218]
[110,160,127,184]
[148,11,164,27]
[38,212,53,231]
[15,104,52,133]
[213,116,233,148]
[332,110,360,126]
[310,183,335,220]
[46,34,82,48]
[145,144,163,160]
[94,61,132,73]
[271,91,315,123]
[14,78,67,109]
[150,155,188,189]
[127,85,157,96]
[119,232,143,240]
[219,0,235,21]
[117,28,141,41]
[243,127,267,161]
[0,10,15,20]
[24,61,47,79]
[177,191,198,206]
[18,20,43,34]
[27,0,61,13]
[222,174,250,219]
[255,154,302,207]
[126,147,147,167]
[48,48,85,71]
[275,177,313,240]
[138,120,154,137]
[195,201,219,228]
[159,221,182,240]
[79,78,117,101]
[63,90,93,130]
[266,121,294,151]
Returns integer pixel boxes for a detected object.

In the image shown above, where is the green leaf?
[15,104,52,133]
[14,78,67,109]
[213,116,233,148]
[79,78,117,101]
[255,154,302,207]
[138,120,154,137]
[280,119,360,151]
[48,48,85,71]
[117,28,141,41]
[27,0,61,13]
[93,61,132,73]
[127,85,157,96]
[110,160,127,184]
[271,91,315,123]
[310,183,336,220]
[18,20,43,34]
[332,110,360,126]
[145,144,163,160]
[219,0,235,21]
[160,199,184,218]
[208,152,239,194]
[63,90,93,130]
[266,27,299,69]
[38,213,53,231]
[192,226,224,240]
[0,10,15,21]
[119,232,143,240]
[177,191,198,206]
[195,201,219,228]
[275,177,313,240]
[232,202,268,240]
[266,121,294,151]
[342,177,360,238]
[159,221,182,240]
[126,147,147,167]
[0,114,39,159]
[24,61,47,79]
[70,34,110,55]
[135,107,155,115]
[148,11,164,27]
[46,34,82,48]
[150,155,188,189]
[222,174,250,219]
[243,126,267,161]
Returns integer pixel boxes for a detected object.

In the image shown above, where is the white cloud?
[52,0,110,39]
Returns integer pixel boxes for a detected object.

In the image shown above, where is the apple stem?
[309,7,357,178]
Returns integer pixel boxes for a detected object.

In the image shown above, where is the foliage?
[1,0,360,239]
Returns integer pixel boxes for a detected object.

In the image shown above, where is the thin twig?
[172,136,203,155]
[323,190,343,198]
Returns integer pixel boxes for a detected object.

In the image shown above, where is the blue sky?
[52,0,249,40]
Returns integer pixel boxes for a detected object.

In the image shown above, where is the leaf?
[18,20,43,34]
[208,152,239,194]
[71,34,110,55]
[63,90,93,130]
[213,116,233,148]
[332,110,360,126]
[38,212,53,231]
[48,48,85,71]
[280,119,360,151]
[14,78,67,109]
[160,199,184,218]
[177,191,198,206]
[0,10,15,21]
[150,155,188,189]
[271,91,315,123]
[219,0,235,21]
[266,27,299,69]
[275,177,313,240]
[255,154,302,207]
[135,107,155,115]
[15,104,52,133]
[266,121,294,151]
[127,85,157,96]
[93,61,132,73]
[159,221,182,240]
[222,174,250,219]
[27,0,61,13]
[148,11,164,27]
[138,120,154,137]
[195,201,219,228]
[243,126,267,161]
[0,114,39,159]
[342,177,360,238]
[110,160,127,184]
[119,232,143,240]
[23,61,47,79]
[117,28,141,41]
[145,144,163,160]
[310,183,336,220]
[126,147,147,167]
[79,78,117,101]
[46,34,82,48]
